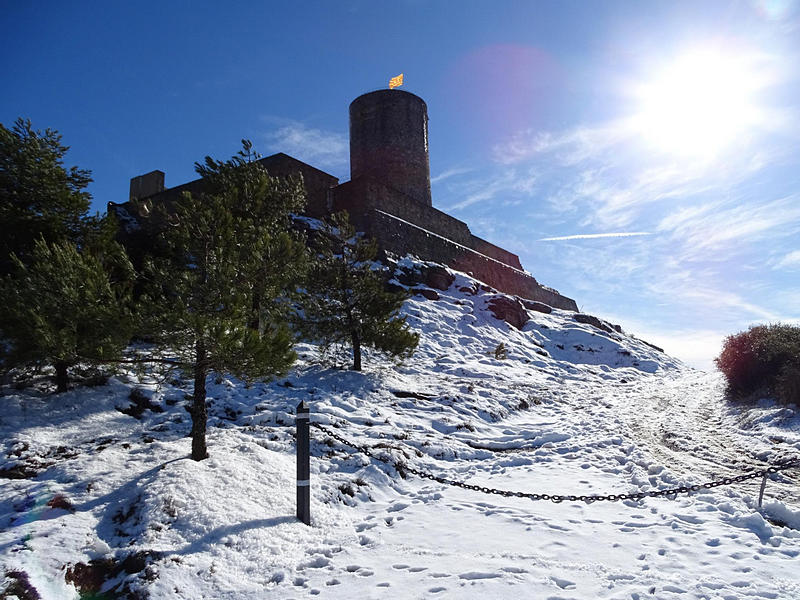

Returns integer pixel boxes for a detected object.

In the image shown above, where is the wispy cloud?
[492,112,784,230]
[538,232,652,242]
[264,120,348,169]
[657,194,800,261]
[441,168,537,212]
[431,167,472,184]
[773,249,800,270]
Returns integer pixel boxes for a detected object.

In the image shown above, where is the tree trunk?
[54,361,69,394]
[191,339,209,461]
[351,328,362,371]
[249,289,261,332]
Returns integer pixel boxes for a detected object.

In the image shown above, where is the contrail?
[538,232,652,241]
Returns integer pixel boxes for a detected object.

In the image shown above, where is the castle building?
[112,90,577,311]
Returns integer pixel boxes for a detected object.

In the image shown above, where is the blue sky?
[2,1,799,369]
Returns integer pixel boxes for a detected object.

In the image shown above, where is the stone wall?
[468,235,523,270]
[334,176,526,269]
[257,153,339,218]
[364,209,578,311]
[349,90,432,206]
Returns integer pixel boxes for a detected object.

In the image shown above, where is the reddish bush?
[715,323,800,404]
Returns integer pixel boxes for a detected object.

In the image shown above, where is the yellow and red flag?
[389,73,404,89]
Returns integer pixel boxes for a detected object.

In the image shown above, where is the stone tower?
[349,89,432,207]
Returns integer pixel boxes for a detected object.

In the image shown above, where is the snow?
[1,260,799,599]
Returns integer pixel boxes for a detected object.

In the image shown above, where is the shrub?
[494,342,508,360]
[715,323,800,404]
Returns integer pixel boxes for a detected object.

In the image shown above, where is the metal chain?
[311,422,799,504]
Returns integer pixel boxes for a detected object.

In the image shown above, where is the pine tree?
[0,119,93,276]
[0,119,132,391]
[0,236,135,392]
[301,211,419,371]
[138,141,307,461]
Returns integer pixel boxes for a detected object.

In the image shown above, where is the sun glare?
[632,48,765,160]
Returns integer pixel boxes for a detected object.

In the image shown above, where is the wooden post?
[757,471,768,510]
[296,401,311,525]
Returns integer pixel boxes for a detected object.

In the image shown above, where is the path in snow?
[616,370,799,504]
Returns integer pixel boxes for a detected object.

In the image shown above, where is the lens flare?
[631,47,767,160]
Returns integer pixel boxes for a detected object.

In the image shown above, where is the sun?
[632,47,765,159]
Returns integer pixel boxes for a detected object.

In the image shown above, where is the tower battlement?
[349,90,432,207]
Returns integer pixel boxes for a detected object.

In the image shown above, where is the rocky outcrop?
[424,265,455,291]
[488,296,529,330]
[573,313,622,335]
[520,299,553,314]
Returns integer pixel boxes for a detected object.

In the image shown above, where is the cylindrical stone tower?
[349,89,432,206]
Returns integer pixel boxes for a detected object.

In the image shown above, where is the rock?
[634,337,664,353]
[520,299,552,314]
[573,313,614,334]
[414,288,439,301]
[424,266,455,291]
[118,388,164,420]
[488,296,529,330]
[386,281,406,294]
[395,268,423,287]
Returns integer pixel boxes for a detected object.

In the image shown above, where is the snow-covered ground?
[2,262,799,599]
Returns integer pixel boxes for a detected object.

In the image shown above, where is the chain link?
[311,422,799,504]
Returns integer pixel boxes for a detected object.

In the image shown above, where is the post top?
[296,400,309,412]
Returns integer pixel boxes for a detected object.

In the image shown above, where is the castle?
[113,90,577,312]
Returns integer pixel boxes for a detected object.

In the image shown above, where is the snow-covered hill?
[2,260,799,599]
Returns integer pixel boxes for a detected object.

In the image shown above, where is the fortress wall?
[334,177,472,245]
[366,209,578,311]
[468,235,523,270]
[257,153,339,219]
[334,177,527,269]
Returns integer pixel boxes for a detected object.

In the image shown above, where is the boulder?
[414,288,440,301]
[520,299,552,314]
[488,296,529,330]
[424,266,455,291]
[573,313,613,334]
[395,268,423,287]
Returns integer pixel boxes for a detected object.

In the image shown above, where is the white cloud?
[773,249,800,269]
[265,121,348,169]
[538,232,652,242]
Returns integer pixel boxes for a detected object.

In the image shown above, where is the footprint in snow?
[458,571,502,580]
[428,587,447,593]
[500,566,527,574]
[550,576,576,589]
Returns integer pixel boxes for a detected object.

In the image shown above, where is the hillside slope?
[1,261,799,599]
